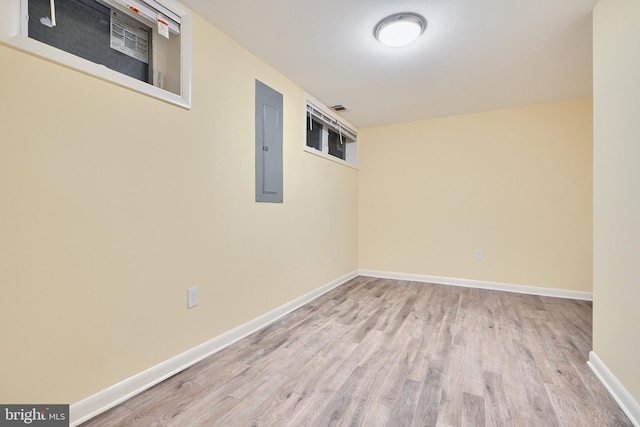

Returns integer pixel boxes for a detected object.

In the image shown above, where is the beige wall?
[593,0,640,403]
[0,13,358,403]
[359,99,593,291]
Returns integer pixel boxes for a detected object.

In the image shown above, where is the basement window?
[0,0,191,108]
[305,99,358,168]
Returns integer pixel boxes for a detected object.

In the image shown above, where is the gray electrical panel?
[255,80,283,203]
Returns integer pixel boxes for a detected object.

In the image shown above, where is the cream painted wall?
[0,12,358,403]
[593,0,640,403]
[359,99,593,291]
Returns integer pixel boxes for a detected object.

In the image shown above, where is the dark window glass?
[328,129,346,160]
[306,116,322,150]
[28,0,151,83]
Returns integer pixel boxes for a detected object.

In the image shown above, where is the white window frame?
[0,0,192,109]
[304,95,359,169]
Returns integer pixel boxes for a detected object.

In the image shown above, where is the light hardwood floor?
[81,277,632,426]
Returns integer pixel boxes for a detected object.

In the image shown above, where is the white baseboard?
[588,351,640,426]
[70,270,358,426]
[358,269,593,301]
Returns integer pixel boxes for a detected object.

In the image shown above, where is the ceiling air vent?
[331,105,347,112]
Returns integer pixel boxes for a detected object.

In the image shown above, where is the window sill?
[303,146,359,170]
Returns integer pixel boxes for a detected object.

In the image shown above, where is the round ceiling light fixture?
[374,12,427,47]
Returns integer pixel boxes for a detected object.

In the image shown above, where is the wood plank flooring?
[81,277,632,426]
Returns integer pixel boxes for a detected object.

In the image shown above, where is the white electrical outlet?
[187,286,199,308]
[333,248,338,260]
[475,249,483,260]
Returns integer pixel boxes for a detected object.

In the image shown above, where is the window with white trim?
[305,100,358,167]
[0,0,191,108]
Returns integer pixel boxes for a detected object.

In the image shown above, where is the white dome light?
[374,13,426,47]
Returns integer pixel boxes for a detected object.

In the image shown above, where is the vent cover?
[331,105,347,112]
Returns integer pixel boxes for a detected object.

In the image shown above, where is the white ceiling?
[181,0,598,128]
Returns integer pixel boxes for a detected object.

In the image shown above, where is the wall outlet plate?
[187,286,199,308]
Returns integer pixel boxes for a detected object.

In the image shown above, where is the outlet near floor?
[187,286,199,309]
